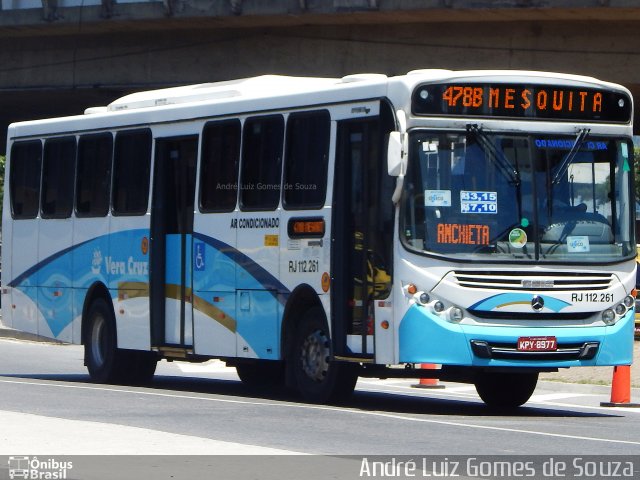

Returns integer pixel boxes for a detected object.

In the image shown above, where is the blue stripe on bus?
[469,293,571,312]
[7,238,93,288]
[9,229,289,339]
[10,231,288,294]
[192,232,290,304]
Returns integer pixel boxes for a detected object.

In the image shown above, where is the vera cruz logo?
[91,249,103,275]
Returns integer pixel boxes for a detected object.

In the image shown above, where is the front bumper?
[398,304,634,368]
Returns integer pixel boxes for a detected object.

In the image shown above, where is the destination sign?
[412,83,631,122]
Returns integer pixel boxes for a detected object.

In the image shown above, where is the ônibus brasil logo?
[8,456,73,480]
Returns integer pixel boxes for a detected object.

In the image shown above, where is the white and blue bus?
[2,70,636,407]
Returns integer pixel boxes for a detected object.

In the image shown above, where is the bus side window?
[112,129,152,216]
[9,141,43,219]
[76,133,113,217]
[239,115,284,211]
[41,137,76,219]
[199,119,241,213]
[283,110,330,210]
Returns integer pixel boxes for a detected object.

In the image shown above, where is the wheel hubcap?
[300,329,330,383]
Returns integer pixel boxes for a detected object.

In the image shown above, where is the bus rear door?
[150,136,198,348]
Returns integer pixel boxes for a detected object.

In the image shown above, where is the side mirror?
[387,131,407,176]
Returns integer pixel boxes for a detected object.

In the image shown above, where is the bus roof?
[6,70,631,139]
[106,70,629,113]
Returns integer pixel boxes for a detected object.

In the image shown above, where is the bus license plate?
[517,336,557,352]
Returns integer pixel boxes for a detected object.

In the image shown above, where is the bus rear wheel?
[236,361,285,389]
[85,298,124,383]
[292,307,358,404]
[85,298,157,384]
[474,371,538,408]
[126,351,158,384]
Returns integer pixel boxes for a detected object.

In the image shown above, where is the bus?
[1,70,636,408]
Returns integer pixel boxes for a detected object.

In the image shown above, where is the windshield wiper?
[466,124,521,186]
[551,128,590,185]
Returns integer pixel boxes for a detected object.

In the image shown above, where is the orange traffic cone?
[600,365,640,407]
[412,363,445,389]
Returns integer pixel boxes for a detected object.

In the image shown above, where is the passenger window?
[200,119,241,212]
[240,115,284,211]
[10,141,43,219]
[41,137,76,219]
[283,111,330,210]
[76,133,113,217]
[112,129,152,216]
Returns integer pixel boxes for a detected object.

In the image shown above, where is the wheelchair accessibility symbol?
[194,242,206,271]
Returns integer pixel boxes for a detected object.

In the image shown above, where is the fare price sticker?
[460,191,497,214]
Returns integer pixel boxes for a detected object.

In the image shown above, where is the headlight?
[623,295,635,309]
[449,306,464,323]
[614,303,627,316]
[602,308,616,325]
[433,301,445,313]
[419,292,430,305]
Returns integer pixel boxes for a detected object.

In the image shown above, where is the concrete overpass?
[2,0,640,149]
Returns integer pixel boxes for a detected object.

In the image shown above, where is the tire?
[236,361,285,389]
[85,297,125,383]
[85,299,158,384]
[125,351,158,384]
[292,307,358,404]
[474,371,538,408]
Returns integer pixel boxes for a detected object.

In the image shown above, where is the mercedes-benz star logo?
[531,295,545,312]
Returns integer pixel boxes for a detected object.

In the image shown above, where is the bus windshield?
[400,129,635,263]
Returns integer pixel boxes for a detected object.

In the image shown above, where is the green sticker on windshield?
[520,218,530,228]
[508,228,527,249]
[623,158,631,172]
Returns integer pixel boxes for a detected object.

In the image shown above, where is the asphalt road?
[540,341,640,387]
[0,338,639,458]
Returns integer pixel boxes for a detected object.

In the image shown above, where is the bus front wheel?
[474,371,538,408]
[292,307,358,404]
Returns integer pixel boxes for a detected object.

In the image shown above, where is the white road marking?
[1,377,639,447]
[358,380,634,412]
[0,410,302,455]
[529,393,594,402]
[358,380,477,395]
[359,379,468,389]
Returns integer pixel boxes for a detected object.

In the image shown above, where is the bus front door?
[332,113,394,359]
[150,136,198,348]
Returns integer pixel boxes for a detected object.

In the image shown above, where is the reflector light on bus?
[406,284,418,295]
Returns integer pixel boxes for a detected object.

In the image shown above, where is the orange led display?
[437,224,490,245]
[292,220,324,235]
[413,83,631,123]
[287,217,325,238]
[442,86,603,114]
